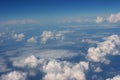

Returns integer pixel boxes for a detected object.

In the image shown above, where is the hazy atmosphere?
[0,0,120,80]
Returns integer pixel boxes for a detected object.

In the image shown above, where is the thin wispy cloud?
[0,19,39,26]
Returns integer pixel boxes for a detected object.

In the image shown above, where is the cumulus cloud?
[96,16,104,23]
[43,60,89,80]
[40,31,54,44]
[40,31,64,44]
[0,71,27,80]
[87,35,120,64]
[94,67,102,73]
[12,33,25,41]
[13,55,38,68]
[27,36,37,43]
[107,13,120,23]
[11,50,88,80]
[106,75,120,80]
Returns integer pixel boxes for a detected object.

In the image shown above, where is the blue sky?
[0,0,120,26]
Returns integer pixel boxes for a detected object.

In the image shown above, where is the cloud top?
[43,60,89,80]
[0,71,26,80]
[12,33,25,41]
[87,34,120,64]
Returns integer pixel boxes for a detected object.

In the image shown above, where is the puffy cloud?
[0,71,27,80]
[96,16,104,23]
[87,35,120,64]
[107,13,120,23]
[40,31,54,44]
[106,75,120,80]
[27,36,37,43]
[43,60,89,80]
[40,31,64,44]
[12,33,25,41]
[94,67,102,73]
[11,53,88,80]
[13,55,38,68]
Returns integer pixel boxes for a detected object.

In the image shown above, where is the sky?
[0,0,120,26]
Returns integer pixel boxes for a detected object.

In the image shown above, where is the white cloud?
[27,37,37,43]
[40,31,64,44]
[96,16,104,23]
[106,75,120,80]
[12,33,25,41]
[0,71,27,80]
[0,19,38,26]
[13,55,38,68]
[12,49,78,68]
[81,39,99,44]
[43,60,89,80]
[94,67,102,73]
[40,31,54,44]
[35,50,78,59]
[57,18,81,24]
[87,35,120,64]
[107,13,120,23]
[10,49,88,80]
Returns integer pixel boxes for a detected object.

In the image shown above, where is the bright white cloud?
[43,60,89,80]
[12,33,25,41]
[107,13,120,23]
[106,75,120,80]
[87,35,120,64]
[96,16,104,23]
[40,31,64,44]
[13,55,38,68]
[27,37,37,43]
[11,50,88,80]
[40,31,54,44]
[0,71,27,80]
